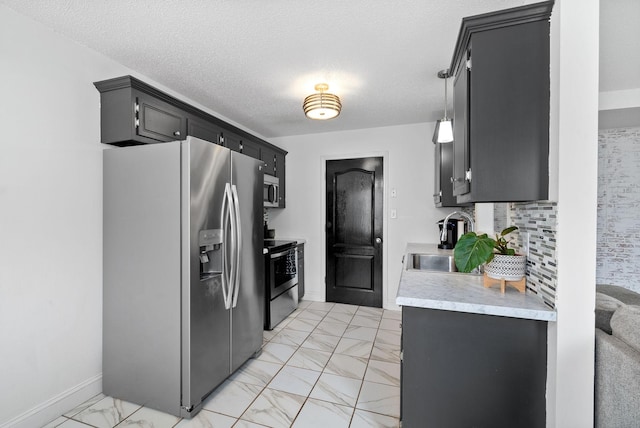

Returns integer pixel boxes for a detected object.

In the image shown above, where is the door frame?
[320,151,390,308]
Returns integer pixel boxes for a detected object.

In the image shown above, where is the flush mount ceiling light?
[432,70,454,143]
[303,83,341,120]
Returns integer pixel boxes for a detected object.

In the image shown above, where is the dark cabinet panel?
[262,146,276,176]
[241,138,262,160]
[135,93,187,142]
[274,151,286,208]
[449,1,552,203]
[187,115,222,145]
[296,243,305,301]
[221,130,242,152]
[94,75,288,206]
[433,140,459,207]
[452,54,470,198]
[401,306,547,427]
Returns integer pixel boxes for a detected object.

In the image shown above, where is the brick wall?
[597,127,640,293]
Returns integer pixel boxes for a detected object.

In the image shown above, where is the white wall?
[268,123,454,309]
[0,6,125,427]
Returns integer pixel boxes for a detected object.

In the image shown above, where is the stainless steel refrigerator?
[103,136,264,418]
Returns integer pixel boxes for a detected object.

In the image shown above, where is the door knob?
[375,237,382,244]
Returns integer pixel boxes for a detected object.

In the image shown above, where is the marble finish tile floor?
[42,301,402,428]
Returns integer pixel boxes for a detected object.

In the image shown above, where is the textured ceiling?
[2,0,637,138]
[599,0,640,92]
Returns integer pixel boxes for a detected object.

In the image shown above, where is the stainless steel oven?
[264,240,298,329]
[263,174,279,208]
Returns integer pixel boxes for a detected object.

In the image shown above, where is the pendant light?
[432,70,454,143]
[303,83,341,120]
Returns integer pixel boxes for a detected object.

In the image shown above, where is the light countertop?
[396,243,556,322]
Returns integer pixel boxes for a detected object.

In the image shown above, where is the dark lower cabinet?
[401,306,547,428]
[296,243,305,301]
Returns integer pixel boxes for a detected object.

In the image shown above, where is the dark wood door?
[326,157,383,307]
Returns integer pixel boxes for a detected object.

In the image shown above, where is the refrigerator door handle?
[227,183,239,309]
[222,183,233,310]
[231,184,242,308]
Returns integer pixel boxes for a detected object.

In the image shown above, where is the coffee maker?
[438,218,460,249]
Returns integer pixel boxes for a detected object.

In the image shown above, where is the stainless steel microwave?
[263,174,279,207]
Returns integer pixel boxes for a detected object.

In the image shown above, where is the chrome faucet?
[440,211,475,242]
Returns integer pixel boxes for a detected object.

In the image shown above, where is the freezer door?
[230,151,265,372]
[182,137,232,411]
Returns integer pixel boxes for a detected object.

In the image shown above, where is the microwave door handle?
[269,184,277,203]
[231,184,242,308]
[222,183,233,310]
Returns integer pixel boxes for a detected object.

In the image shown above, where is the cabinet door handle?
[174,131,181,137]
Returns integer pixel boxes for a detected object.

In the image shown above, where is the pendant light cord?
[443,72,449,120]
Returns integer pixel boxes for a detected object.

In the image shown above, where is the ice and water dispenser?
[199,229,223,280]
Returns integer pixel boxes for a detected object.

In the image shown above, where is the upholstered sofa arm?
[595,328,640,428]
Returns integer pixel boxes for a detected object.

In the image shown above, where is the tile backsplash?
[509,202,558,309]
[597,127,640,294]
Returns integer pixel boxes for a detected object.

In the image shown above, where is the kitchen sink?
[407,253,458,272]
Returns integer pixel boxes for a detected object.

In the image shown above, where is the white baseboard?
[0,374,102,428]
[300,291,324,302]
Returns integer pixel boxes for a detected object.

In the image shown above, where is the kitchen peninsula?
[397,243,556,428]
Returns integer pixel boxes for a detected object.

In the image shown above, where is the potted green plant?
[453,226,527,280]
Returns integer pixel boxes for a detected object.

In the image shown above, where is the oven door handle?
[270,249,294,259]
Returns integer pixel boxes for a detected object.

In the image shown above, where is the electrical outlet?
[391,188,397,198]
[524,232,530,258]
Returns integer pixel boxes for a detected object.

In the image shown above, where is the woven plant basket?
[485,254,527,281]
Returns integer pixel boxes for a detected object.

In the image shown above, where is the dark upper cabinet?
[240,138,262,160]
[136,93,187,142]
[274,151,286,208]
[221,130,242,152]
[187,115,222,145]
[261,146,277,176]
[452,54,470,199]
[94,75,288,206]
[434,140,459,207]
[450,1,552,203]
[94,76,188,146]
